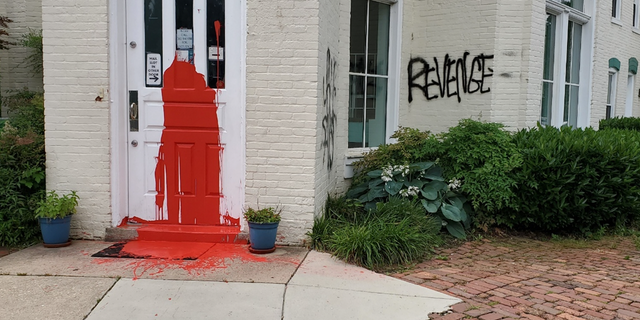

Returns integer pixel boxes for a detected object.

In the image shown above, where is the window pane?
[176,0,194,63]
[543,14,556,81]
[607,73,614,104]
[365,77,388,147]
[145,0,163,87]
[612,0,618,17]
[350,0,368,73]
[348,75,365,147]
[565,22,582,84]
[561,0,584,11]
[541,81,554,125]
[564,84,579,126]
[207,0,225,89]
[367,1,390,75]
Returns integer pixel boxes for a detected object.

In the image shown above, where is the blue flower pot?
[39,216,72,245]
[248,222,279,251]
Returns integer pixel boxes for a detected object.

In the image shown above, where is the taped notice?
[146,53,162,86]
[176,29,193,49]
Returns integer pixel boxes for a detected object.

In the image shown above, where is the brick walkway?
[393,237,640,320]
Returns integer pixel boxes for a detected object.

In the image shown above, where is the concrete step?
[105,224,246,243]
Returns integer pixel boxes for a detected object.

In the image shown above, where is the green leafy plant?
[243,206,282,224]
[437,119,521,227]
[599,116,640,131]
[0,16,14,50]
[347,162,471,239]
[35,191,79,219]
[309,196,442,270]
[19,29,42,76]
[0,91,45,246]
[504,125,640,235]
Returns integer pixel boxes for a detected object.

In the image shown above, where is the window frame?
[625,73,635,116]
[347,0,402,150]
[542,0,594,128]
[612,0,622,23]
[606,69,618,119]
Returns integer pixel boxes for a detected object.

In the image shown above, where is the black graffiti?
[322,48,337,171]
[408,52,494,103]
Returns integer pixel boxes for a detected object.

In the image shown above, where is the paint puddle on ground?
[91,242,279,280]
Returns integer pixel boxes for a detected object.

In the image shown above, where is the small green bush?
[308,196,442,270]
[599,117,640,131]
[0,91,45,246]
[504,125,640,235]
[35,191,79,219]
[437,119,521,224]
[353,127,442,183]
[347,162,471,238]
[243,206,282,224]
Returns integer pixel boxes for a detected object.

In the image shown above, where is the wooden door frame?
[108,0,247,228]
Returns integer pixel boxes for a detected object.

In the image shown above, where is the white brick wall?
[591,0,640,127]
[0,0,43,117]
[245,0,321,244]
[400,0,499,134]
[42,0,111,239]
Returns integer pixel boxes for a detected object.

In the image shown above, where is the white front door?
[126,0,244,226]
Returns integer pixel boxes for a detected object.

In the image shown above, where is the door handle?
[131,140,138,147]
[129,91,139,132]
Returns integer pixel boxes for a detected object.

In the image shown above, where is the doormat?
[92,241,216,260]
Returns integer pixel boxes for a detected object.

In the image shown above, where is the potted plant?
[35,190,79,248]
[244,206,281,254]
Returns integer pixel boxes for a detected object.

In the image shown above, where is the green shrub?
[352,127,442,183]
[504,125,640,235]
[0,91,45,246]
[19,29,43,76]
[599,117,640,131]
[243,206,282,223]
[308,196,442,270]
[347,162,471,238]
[438,119,521,225]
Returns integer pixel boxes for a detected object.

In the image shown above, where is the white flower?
[448,178,462,191]
[407,186,419,196]
[399,189,409,197]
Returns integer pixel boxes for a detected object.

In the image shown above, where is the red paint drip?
[214,20,224,89]
[154,60,222,225]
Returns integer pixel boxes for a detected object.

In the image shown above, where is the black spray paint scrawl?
[322,48,337,171]
[408,52,494,103]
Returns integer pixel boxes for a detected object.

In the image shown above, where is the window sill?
[633,28,640,35]
[611,18,623,26]
[344,150,371,179]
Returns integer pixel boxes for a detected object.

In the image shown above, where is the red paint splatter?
[155,59,222,225]
[214,20,225,89]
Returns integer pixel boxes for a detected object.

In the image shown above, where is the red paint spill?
[155,59,222,225]
[214,20,225,89]
[121,241,213,260]
[91,243,289,280]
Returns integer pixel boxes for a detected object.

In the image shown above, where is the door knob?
[129,41,137,48]
[131,140,138,147]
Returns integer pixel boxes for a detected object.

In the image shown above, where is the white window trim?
[607,69,618,118]
[544,0,595,128]
[625,73,635,116]
[347,0,402,149]
[612,0,622,23]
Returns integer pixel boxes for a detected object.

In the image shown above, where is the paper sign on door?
[146,53,162,87]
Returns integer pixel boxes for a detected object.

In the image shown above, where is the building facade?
[4,0,637,243]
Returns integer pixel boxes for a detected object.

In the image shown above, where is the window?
[625,73,635,116]
[540,1,592,127]
[634,0,639,28]
[613,0,622,20]
[348,0,399,148]
[606,70,618,119]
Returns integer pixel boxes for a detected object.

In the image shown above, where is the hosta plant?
[347,162,471,239]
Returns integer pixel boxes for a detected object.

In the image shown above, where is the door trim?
[109,0,248,228]
[109,0,128,227]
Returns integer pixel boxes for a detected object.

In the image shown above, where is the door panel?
[126,0,244,226]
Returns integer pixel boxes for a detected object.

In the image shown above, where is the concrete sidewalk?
[0,241,459,320]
